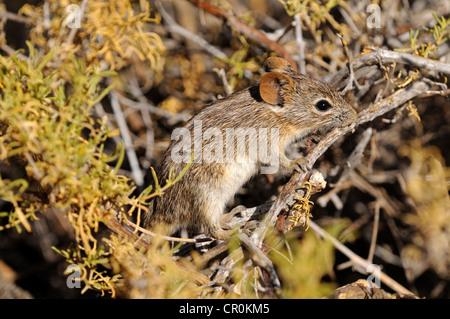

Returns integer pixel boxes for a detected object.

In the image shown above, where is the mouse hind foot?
[206,227,234,240]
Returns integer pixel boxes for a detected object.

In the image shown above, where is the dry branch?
[332,48,450,87]
[155,0,228,59]
[308,220,415,297]
[102,59,435,298]
[0,9,33,24]
[293,13,306,74]
[238,233,283,298]
[109,89,145,187]
[187,0,298,71]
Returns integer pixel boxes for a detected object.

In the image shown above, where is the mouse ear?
[264,57,296,75]
[260,72,295,106]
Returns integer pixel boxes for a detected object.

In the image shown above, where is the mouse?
[142,56,357,239]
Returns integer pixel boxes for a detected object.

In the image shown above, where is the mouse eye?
[315,100,332,112]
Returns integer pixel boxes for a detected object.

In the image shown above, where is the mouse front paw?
[293,157,310,174]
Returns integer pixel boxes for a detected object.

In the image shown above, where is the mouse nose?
[341,107,358,125]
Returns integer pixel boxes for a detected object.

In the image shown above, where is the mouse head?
[259,57,357,132]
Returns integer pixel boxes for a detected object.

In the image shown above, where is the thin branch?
[317,127,372,208]
[187,0,298,71]
[43,0,50,31]
[349,171,399,218]
[340,127,373,181]
[0,44,30,62]
[213,68,233,96]
[104,215,211,285]
[332,48,450,87]
[0,9,33,24]
[116,91,190,123]
[367,202,381,264]
[356,80,430,125]
[103,214,152,249]
[337,6,360,37]
[123,217,197,243]
[308,220,415,297]
[155,0,227,59]
[23,152,44,181]
[195,240,230,267]
[416,88,450,98]
[293,14,306,74]
[64,0,89,48]
[238,232,283,298]
[109,89,145,187]
[122,71,155,167]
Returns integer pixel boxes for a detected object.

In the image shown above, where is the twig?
[338,33,362,92]
[65,0,89,48]
[374,245,403,267]
[349,171,399,218]
[103,214,152,249]
[332,48,450,87]
[116,90,190,123]
[139,102,154,168]
[43,0,50,31]
[293,14,306,74]
[338,6,360,37]
[317,127,372,208]
[254,80,431,244]
[23,152,44,181]
[356,80,430,124]
[122,71,155,166]
[317,179,353,208]
[187,0,298,71]
[367,202,380,264]
[0,9,33,24]
[238,232,283,298]
[94,103,123,145]
[104,215,211,285]
[416,88,450,98]
[213,68,233,96]
[0,44,30,62]
[211,245,244,287]
[155,0,228,59]
[122,217,198,243]
[340,127,373,181]
[308,220,415,297]
[195,240,230,267]
[109,89,145,187]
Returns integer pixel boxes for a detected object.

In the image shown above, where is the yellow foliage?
[108,235,210,298]
[270,219,352,298]
[399,140,450,279]
[20,0,164,70]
